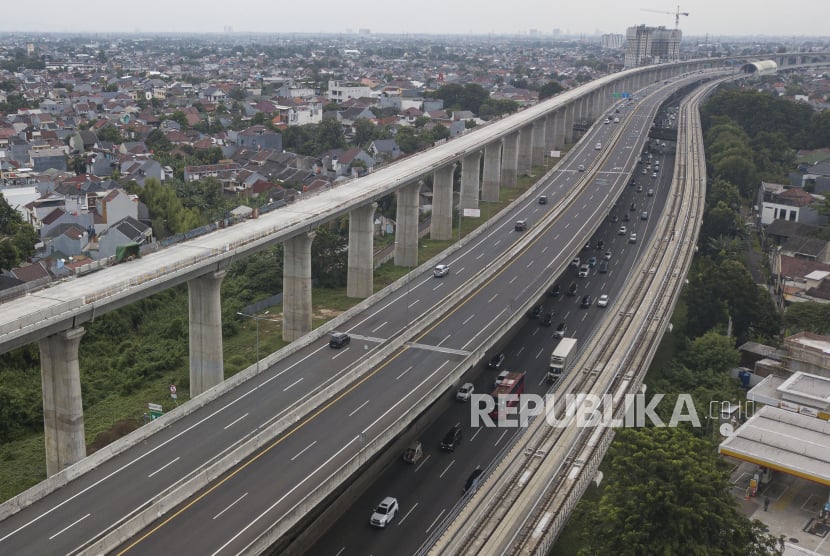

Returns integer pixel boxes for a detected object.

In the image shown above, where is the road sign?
[169,384,177,399]
[148,402,163,420]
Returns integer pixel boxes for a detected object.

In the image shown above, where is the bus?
[489,372,526,420]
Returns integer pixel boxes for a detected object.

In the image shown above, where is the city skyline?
[1,0,827,40]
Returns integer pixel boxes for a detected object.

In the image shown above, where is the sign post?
[148,403,163,420]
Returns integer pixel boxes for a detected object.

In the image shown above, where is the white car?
[433,264,450,277]
[598,294,609,307]
[595,142,602,150]
[370,497,399,528]
[618,225,627,235]
[456,382,475,401]
[629,233,637,243]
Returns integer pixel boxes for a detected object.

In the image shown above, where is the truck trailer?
[548,338,577,382]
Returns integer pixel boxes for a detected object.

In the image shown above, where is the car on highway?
[610,214,619,222]
[540,312,553,327]
[567,282,578,296]
[441,423,463,451]
[588,256,597,268]
[487,353,505,369]
[641,211,649,220]
[618,225,627,235]
[647,188,654,196]
[642,168,647,174]
[539,195,547,205]
[630,202,637,211]
[494,370,510,388]
[456,383,475,402]
[370,497,399,528]
[598,260,609,273]
[629,233,638,243]
[603,250,612,260]
[433,264,450,277]
[652,172,658,178]
[614,117,620,123]
[554,322,568,339]
[622,212,630,222]
[548,284,561,297]
[598,294,610,307]
[636,184,643,193]
[581,295,593,308]
[595,142,602,150]
[577,164,586,172]
[464,467,484,492]
[403,442,423,464]
[529,303,544,319]
[570,257,580,268]
[596,240,604,250]
[514,219,527,231]
[578,264,589,278]
[604,118,610,124]
[329,332,350,348]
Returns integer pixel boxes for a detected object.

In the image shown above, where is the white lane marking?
[536,348,545,359]
[436,334,451,347]
[148,457,180,478]
[564,222,570,229]
[494,430,508,446]
[415,454,431,473]
[488,293,498,303]
[331,348,350,359]
[439,460,455,478]
[509,275,518,284]
[541,245,548,254]
[348,400,369,417]
[582,312,589,322]
[48,513,90,540]
[283,377,304,391]
[471,427,484,441]
[531,328,539,337]
[212,493,248,520]
[432,283,444,291]
[371,321,387,333]
[516,346,525,356]
[223,413,249,430]
[564,311,570,319]
[462,314,475,325]
[398,502,419,525]
[214,436,361,556]
[396,366,413,380]
[408,299,420,309]
[426,509,447,533]
[526,260,534,268]
[335,548,346,556]
[291,441,317,462]
[456,266,465,274]
[476,252,485,260]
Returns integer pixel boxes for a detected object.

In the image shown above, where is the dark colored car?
[599,260,609,273]
[567,282,578,296]
[464,467,484,492]
[541,312,553,327]
[441,423,463,451]
[548,284,561,297]
[581,295,593,308]
[329,332,350,348]
[529,303,544,319]
[487,353,506,369]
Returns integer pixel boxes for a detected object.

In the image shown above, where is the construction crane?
[641,5,689,29]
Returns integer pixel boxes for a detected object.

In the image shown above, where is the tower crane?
[641,5,689,29]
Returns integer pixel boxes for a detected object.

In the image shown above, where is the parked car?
[370,497,399,528]
[329,332,350,348]
[456,382,475,402]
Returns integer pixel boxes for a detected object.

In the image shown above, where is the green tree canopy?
[0,194,37,272]
[579,427,779,556]
[538,80,565,100]
[426,83,489,114]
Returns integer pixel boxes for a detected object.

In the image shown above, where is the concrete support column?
[564,103,576,144]
[282,232,314,342]
[430,165,454,240]
[188,269,226,396]
[39,327,86,477]
[501,132,519,188]
[394,181,420,267]
[346,203,376,299]
[544,113,556,153]
[481,141,502,202]
[460,151,481,210]
[531,119,546,168]
[517,125,533,176]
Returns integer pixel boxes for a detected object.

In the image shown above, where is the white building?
[327,81,373,103]
[624,25,682,67]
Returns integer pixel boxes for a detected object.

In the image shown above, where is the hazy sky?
[1,0,827,38]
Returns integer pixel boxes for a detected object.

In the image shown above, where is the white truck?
[547,338,577,382]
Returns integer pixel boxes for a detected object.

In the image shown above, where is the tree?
[311,225,347,288]
[97,125,123,145]
[0,195,37,271]
[478,98,519,120]
[579,427,780,556]
[538,80,565,100]
[784,302,830,335]
[352,118,379,148]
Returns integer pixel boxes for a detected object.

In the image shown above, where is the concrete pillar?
[563,104,576,145]
[188,269,226,396]
[39,327,86,477]
[544,113,556,153]
[431,165,454,240]
[531,119,546,168]
[460,151,481,210]
[517,125,533,176]
[282,232,314,342]
[481,141,502,202]
[394,181,419,267]
[501,132,519,188]
[346,203,376,299]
